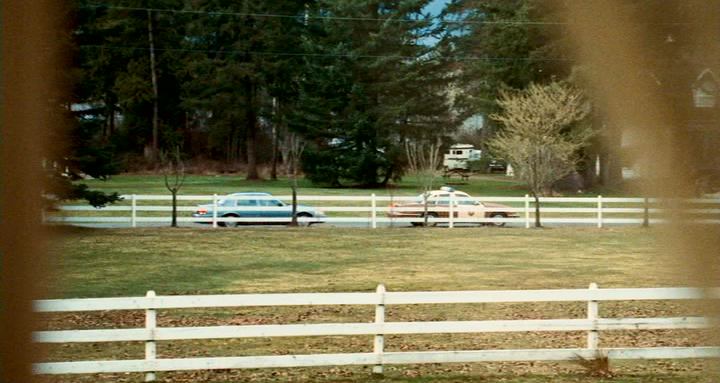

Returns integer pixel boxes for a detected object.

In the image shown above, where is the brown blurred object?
[1,0,60,382]
[563,0,720,363]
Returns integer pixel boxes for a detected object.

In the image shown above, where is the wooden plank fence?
[47,194,720,228]
[33,285,720,380]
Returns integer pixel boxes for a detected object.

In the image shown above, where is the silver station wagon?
[192,192,326,227]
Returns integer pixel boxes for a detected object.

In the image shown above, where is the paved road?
[64,221,644,229]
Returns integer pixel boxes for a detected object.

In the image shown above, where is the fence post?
[371,193,377,229]
[587,283,599,352]
[212,194,218,228]
[524,194,531,229]
[131,194,137,228]
[373,284,386,375]
[643,197,650,228]
[597,195,603,228]
[448,192,455,229]
[145,290,157,382]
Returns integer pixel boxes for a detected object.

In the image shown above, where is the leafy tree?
[439,0,567,123]
[489,82,593,227]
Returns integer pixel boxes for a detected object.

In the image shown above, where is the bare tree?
[490,82,593,227]
[284,132,305,226]
[160,147,186,228]
[405,136,443,226]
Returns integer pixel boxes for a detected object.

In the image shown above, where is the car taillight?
[197,208,208,214]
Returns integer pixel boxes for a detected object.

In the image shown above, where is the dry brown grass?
[34,227,720,382]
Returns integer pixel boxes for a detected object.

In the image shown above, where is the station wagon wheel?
[221,214,240,228]
[295,212,313,226]
[421,212,438,227]
[489,213,506,227]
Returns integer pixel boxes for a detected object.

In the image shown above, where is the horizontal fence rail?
[47,193,720,229]
[33,348,720,375]
[33,287,720,312]
[34,285,720,379]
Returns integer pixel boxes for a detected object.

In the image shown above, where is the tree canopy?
[65,0,460,188]
[62,0,634,191]
[489,82,593,226]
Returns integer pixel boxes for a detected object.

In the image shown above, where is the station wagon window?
[259,199,283,206]
[236,199,258,206]
[218,199,236,207]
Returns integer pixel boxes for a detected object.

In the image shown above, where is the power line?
[82,4,698,27]
[78,44,574,62]
[83,4,431,23]
[81,3,567,26]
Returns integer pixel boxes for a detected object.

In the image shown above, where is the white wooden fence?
[48,194,720,228]
[34,285,720,380]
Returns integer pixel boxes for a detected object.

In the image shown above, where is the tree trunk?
[289,175,299,226]
[147,9,159,161]
[184,111,191,153]
[246,119,259,179]
[532,191,542,228]
[227,124,239,164]
[105,100,115,139]
[171,191,177,228]
[423,190,430,227]
[270,97,278,180]
[245,80,260,180]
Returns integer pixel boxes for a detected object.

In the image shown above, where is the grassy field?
[38,226,719,383]
[48,227,682,297]
[80,173,624,197]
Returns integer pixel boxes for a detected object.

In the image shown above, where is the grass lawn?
[48,227,681,297]
[38,226,718,383]
[80,173,624,198]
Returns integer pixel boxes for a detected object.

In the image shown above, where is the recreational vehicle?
[443,144,481,170]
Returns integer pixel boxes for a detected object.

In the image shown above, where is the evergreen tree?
[439,0,568,131]
[182,1,309,179]
[74,0,189,161]
[294,0,452,187]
